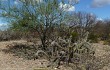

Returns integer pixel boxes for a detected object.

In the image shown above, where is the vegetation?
[0,0,110,70]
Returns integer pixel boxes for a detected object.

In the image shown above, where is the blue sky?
[0,0,110,30]
[75,0,110,19]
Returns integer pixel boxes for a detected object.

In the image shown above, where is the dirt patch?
[0,40,48,70]
[0,40,110,70]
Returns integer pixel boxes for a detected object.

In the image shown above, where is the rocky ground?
[0,40,110,70]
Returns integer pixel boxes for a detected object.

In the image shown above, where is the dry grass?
[0,40,110,70]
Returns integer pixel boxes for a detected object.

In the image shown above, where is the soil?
[0,40,110,70]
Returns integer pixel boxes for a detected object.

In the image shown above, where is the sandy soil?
[0,40,49,70]
[0,40,110,70]
[93,43,110,70]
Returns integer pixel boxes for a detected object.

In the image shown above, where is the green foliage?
[88,33,98,43]
[71,31,78,42]
[0,0,79,50]
[0,0,97,69]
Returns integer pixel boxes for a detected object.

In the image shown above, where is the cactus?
[44,31,95,68]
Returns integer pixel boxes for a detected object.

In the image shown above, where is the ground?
[0,40,49,70]
[0,40,110,70]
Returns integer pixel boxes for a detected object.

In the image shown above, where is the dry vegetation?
[0,0,110,70]
[0,40,110,70]
[0,30,109,70]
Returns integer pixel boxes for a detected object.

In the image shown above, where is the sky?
[75,0,110,19]
[0,0,110,30]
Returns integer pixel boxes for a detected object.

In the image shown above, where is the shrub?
[71,32,78,42]
[103,39,110,45]
[88,33,98,43]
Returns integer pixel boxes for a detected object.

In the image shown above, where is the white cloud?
[92,0,110,7]
[36,0,43,3]
[13,0,44,5]
[59,2,75,12]
[97,18,103,21]
[68,0,79,4]
[14,0,75,12]
[0,23,7,27]
[22,0,44,5]
[14,0,19,5]
[0,23,8,30]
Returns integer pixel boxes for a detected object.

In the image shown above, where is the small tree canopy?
[0,0,78,49]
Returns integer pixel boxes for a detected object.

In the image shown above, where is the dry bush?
[3,41,110,70]
[2,42,38,60]
[0,30,38,41]
[33,32,96,69]
[0,30,23,41]
[2,31,97,69]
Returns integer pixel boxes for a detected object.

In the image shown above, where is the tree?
[93,19,110,40]
[64,12,96,42]
[0,0,78,50]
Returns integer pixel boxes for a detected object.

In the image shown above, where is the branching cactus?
[34,31,95,69]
